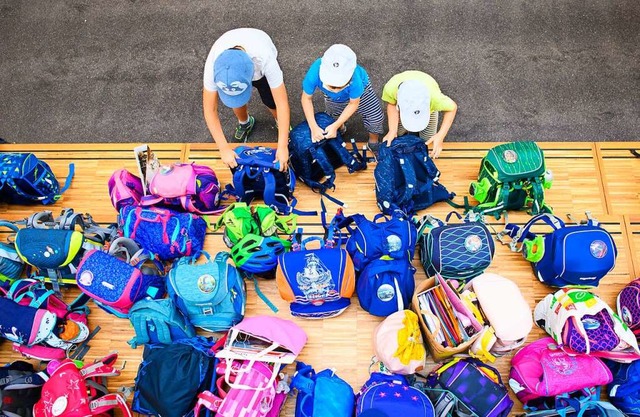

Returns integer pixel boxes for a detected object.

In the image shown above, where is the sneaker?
[234,116,255,142]
[367,141,380,160]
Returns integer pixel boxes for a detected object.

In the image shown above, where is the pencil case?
[411,274,482,362]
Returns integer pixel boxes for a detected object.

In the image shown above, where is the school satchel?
[0,221,25,284]
[356,372,434,417]
[468,141,552,218]
[276,231,355,319]
[167,251,246,332]
[417,212,495,281]
[617,277,640,336]
[502,213,617,287]
[374,134,454,215]
[0,152,74,205]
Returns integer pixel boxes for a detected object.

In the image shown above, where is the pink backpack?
[509,337,613,406]
[108,169,145,211]
[33,353,132,417]
[194,360,288,417]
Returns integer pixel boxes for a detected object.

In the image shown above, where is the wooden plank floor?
[0,141,638,416]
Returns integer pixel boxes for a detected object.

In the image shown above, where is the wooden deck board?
[0,141,638,416]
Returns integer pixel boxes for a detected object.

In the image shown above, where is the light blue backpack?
[167,252,246,332]
[127,298,196,348]
[292,361,354,417]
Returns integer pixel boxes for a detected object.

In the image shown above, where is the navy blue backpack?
[231,146,298,214]
[606,360,640,416]
[0,153,74,205]
[357,257,416,317]
[374,135,454,215]
[502,213,617,287]
[292,362,355,417]
[356,372,434,417]
[289,112,367,199]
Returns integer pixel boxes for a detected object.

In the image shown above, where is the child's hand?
[323,123,339,139]
[221,148,239,169]
[311,125,325,143]
[426,132,445,159]
[274,146,289,172]
[382,132,397,146]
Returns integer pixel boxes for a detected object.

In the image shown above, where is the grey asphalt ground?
[0,0,638,144]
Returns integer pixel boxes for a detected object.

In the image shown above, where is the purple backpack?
[109,169,145,211]
[428,358,513,417]
[356,372,434,417]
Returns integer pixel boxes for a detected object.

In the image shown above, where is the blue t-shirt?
[302,59,370,102]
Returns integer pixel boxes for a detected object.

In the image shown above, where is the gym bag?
[356,372,434,417]
[132,337,216,417]
[276,231,355,319]
[231,146,298,214]
[34,353,133,417]
[469,141,552,218]
[289,112,367,197]
[291,362,354,417]
[374,134,454,215]
[460,272,532,362]
[535,288,640,361]
[428,357,513,417]
[168,251,246,332]
[502,213,617,287]
[0,152,74,205]
[119,205,207,262]
[509,337,613,411]
[127,297,196,348]
[0,221,25,283]
[418,211,495,281]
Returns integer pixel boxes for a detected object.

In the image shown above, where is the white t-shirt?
[203,28,284,92]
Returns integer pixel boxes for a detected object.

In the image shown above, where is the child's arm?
[382,103,400,145]
[301,92,325,142]
[203,88,238,168]
[426,101,458,159]
[324,98,359,139]
[271,83,290,171]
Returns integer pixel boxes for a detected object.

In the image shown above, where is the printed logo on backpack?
[374,134,454,215]
[276,231,355,319]
[468,141,552,218]
[418,211,495,281]
[0,153,74,205]
[168,251,246,332]
[502,213,616,287]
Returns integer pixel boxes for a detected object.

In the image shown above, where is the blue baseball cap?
[214,49,254,108]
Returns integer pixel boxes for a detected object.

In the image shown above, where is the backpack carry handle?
[445,211,465,223]
[0,220,19,233]
[235,158,280,171]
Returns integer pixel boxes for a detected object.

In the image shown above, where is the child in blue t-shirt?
[300,44,384,150]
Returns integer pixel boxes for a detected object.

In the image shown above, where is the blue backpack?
[502,213,617,287]
[357,257,416,317]
[231,146,299,214]
[292,362,355,417]
[417,212,495,281]
[167,252,246,332]
[374,135,454,215]
[0,153,74,205]
[356,372,434,417]
[132,337,217,417]
[289,112,367,199]
[606,360,640,416]
[127,298,196,348]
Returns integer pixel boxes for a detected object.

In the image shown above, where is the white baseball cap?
[397,79,431,133]
[319,44,357,87]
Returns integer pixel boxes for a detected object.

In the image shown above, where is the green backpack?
[469,141,553,218]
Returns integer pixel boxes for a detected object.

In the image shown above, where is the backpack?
[276,231,355,319]
[108,168,145,211]
[291,362,354,417]
[34,353,133,417]
[617,278,640,336]
[76,248,166,318]
[428,357,514,417]
[357,257,415,317]
[0,361,47,417]
[132,337,217,417]
[502,213,617,287]
[118,205,207,262]
[12,209,117,292]
[460,273,533,362]
[606,359,640,416]
[127,297,196,348]
[289,112,367,198]
[167,251,246,332]
[469,141,552,218]
[356,372,434,417]
[372,310,426,375]
[230,146,298,214]
[534,288,640,361]
[0,221,25,284]
[417,212,495,281]
[0,152,74,205]
[333,210,417,272]
[509,337,613,413]
[374,134,454,215]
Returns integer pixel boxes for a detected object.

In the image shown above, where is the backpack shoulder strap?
[89,393,133,417]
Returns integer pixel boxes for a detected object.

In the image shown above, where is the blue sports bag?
[502,213,617,287]
[292,362,354,417]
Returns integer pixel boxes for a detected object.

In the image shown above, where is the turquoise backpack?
[127,298,196,348]
[292,362,355,417]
